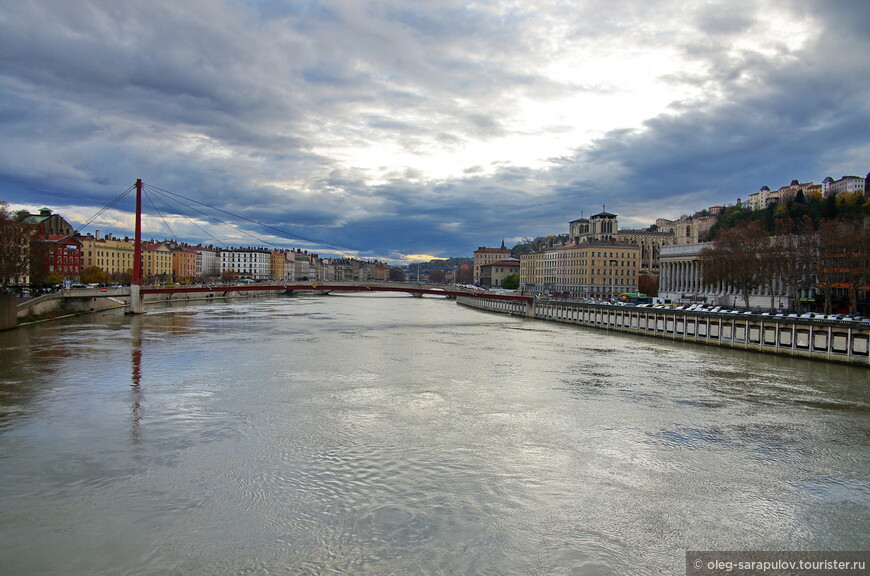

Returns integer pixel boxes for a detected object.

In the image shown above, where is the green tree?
[501,274,520,290]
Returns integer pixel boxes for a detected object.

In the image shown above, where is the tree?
[501,274,520,290]
[700,221,771,309]
[840,224,869,314]
[388,267,405,282]
[111,270,132,285]
[772,216,816,312]
[221,268,238,282]
[455,264,473,284]
[816,220,850,314]
[0,202,32,287]
[28,237,51,288]
[45,271,64,287]
[428,270,447,283]
[638,274,658,296]
[81,265,108,284]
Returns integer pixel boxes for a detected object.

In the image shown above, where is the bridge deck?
[47,282,533,302]
[141,282,532,301]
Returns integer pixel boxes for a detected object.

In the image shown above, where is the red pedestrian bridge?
[141,281,532,302]
[43,281,531,303]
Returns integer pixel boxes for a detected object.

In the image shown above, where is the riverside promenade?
[457,296,870,366]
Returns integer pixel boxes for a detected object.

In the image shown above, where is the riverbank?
[13,289,285,327]
[457,296,870,366]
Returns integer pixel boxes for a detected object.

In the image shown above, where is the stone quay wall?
[457,296,869,366]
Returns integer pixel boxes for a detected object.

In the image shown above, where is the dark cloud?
[0,0,867,260]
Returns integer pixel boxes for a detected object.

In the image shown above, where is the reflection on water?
[0,294,867,575]
[130,315,143,444]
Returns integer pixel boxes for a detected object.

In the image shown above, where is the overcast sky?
[1,0,867,263]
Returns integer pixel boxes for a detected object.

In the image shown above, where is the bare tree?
[773,216,817,312]
[428,270,447,283]
[816,220,850,314]
[388,267,405,282]
[455,264,473,284]
[700,221,770,309]
[841,224,870,314]
[638,274,658,296]
[0,202,32,287]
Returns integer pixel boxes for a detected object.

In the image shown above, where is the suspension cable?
[142,183,355,257]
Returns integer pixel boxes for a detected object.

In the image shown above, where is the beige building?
[571,210,687,274]
[271,249,295,282]
[520,240,640,298]
[79,234,135,278]
[372,261,390,282]
[653,213,716,246]
[473,242,511,284]
[479,258,520,287]
[143,242,173,283]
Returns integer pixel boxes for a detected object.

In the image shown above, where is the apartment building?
[520,240,640,298]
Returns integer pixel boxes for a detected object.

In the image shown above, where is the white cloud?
[0,0,867,260]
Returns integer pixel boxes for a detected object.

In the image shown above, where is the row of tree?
[700,216,869,313]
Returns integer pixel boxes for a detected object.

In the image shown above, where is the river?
[0,294,867,575]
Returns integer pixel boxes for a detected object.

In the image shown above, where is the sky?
[1,0,868,264]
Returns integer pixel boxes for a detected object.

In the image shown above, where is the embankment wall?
[457,297,869,366]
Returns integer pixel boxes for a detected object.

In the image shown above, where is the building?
[371,261,390,282]
[658,242,807,310]
[473,242,511,284]
[657,244,710,305]
[747,179,817,210]
[79,234,135,280]
[270,249,295,282]
[654,213,716,246]
[479,258,520,287]
[171,245,197,283]
[571,210,686,274]
[220,247,272,281]
[21,208,75,238]
[822,175,867,197]
[143,242,173,283]
[614,228,675,273]
[292,250,322,281]
[324,258,361,281]
[520,240,640,298]
[747,186,773,211]
[33,234,82,284]
[192,246,221,280]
